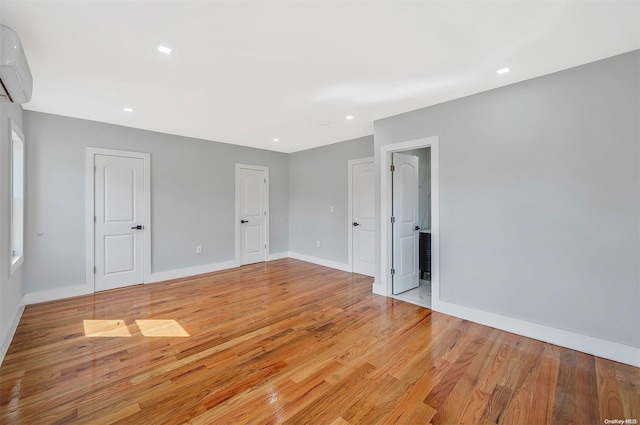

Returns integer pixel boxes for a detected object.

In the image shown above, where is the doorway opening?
[380,136,439,309]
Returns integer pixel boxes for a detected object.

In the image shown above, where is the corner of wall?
[0,303,25,367]
[372,282,385,296]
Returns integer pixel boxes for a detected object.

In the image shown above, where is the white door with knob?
[350,159,375,276]
[237,164,268,265]
[94,154,145,292]
[392,152,420,294]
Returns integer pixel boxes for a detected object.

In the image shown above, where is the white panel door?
[352,161,375,276]
[95,154,145,291]
[392,153,419,294]
[239,167,267,265]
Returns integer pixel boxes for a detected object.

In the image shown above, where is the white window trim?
[10,120,25,275]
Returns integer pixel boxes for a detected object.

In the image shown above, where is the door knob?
[241,220,249,224]
[353,222,360,227]
[415,226,420,231]
[131,225,144,230]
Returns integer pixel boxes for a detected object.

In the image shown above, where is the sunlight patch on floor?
[83,320,131,337]
[135,319,189,337]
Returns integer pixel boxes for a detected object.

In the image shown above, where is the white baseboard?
[288,252,351,273]
[147,253,293,284]
[433,299,640,368]
[16,257,637,368]
[147,259,240,284]
[372,283,385,296]
[0,303,25,367]
[23,284,88,305]
[267,252,289,261]
[20,255,291,307]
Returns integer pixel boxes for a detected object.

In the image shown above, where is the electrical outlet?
[196,245,203,254]
[316,240,320,248]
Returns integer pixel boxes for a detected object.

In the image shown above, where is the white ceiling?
[2,1,639,153]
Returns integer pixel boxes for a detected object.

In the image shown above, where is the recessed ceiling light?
[123,107,133,112]
[497,67,510,75]
[157,45,172,55]
[319,121,330,126]
[345,115,354,120]
[273,138,280,142]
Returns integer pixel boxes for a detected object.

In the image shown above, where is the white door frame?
[85,148,151,294]
[235,164,269,265]
[348,157,374,272]
[380,136,440,310]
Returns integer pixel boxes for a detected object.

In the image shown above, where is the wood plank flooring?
[1,258,638,424]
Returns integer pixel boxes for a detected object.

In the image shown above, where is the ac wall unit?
[0,24,32,104]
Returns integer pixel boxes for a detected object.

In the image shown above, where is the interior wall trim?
[437,299,640,368]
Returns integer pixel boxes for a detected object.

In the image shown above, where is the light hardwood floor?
[1,259,638,424]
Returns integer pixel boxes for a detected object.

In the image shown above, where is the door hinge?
[94,266,96,274]
[94,216,96,223]
[390,216,395,223]
[264,211,266,216]
[390,165,395,172]
[94,166,97,172]
[265,244,267,249]
[390,268,396,275]
[264,178,266,183]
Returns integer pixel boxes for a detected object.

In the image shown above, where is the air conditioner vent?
[0,24,32,104]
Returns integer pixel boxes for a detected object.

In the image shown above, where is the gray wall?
[0,102,24,353]
[375,50,640,348]
[289,136,373,263]
[23,112,289,294]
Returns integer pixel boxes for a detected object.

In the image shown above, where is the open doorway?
[380,136,439,310]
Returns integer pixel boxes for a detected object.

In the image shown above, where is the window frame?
[10,119,25,275]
